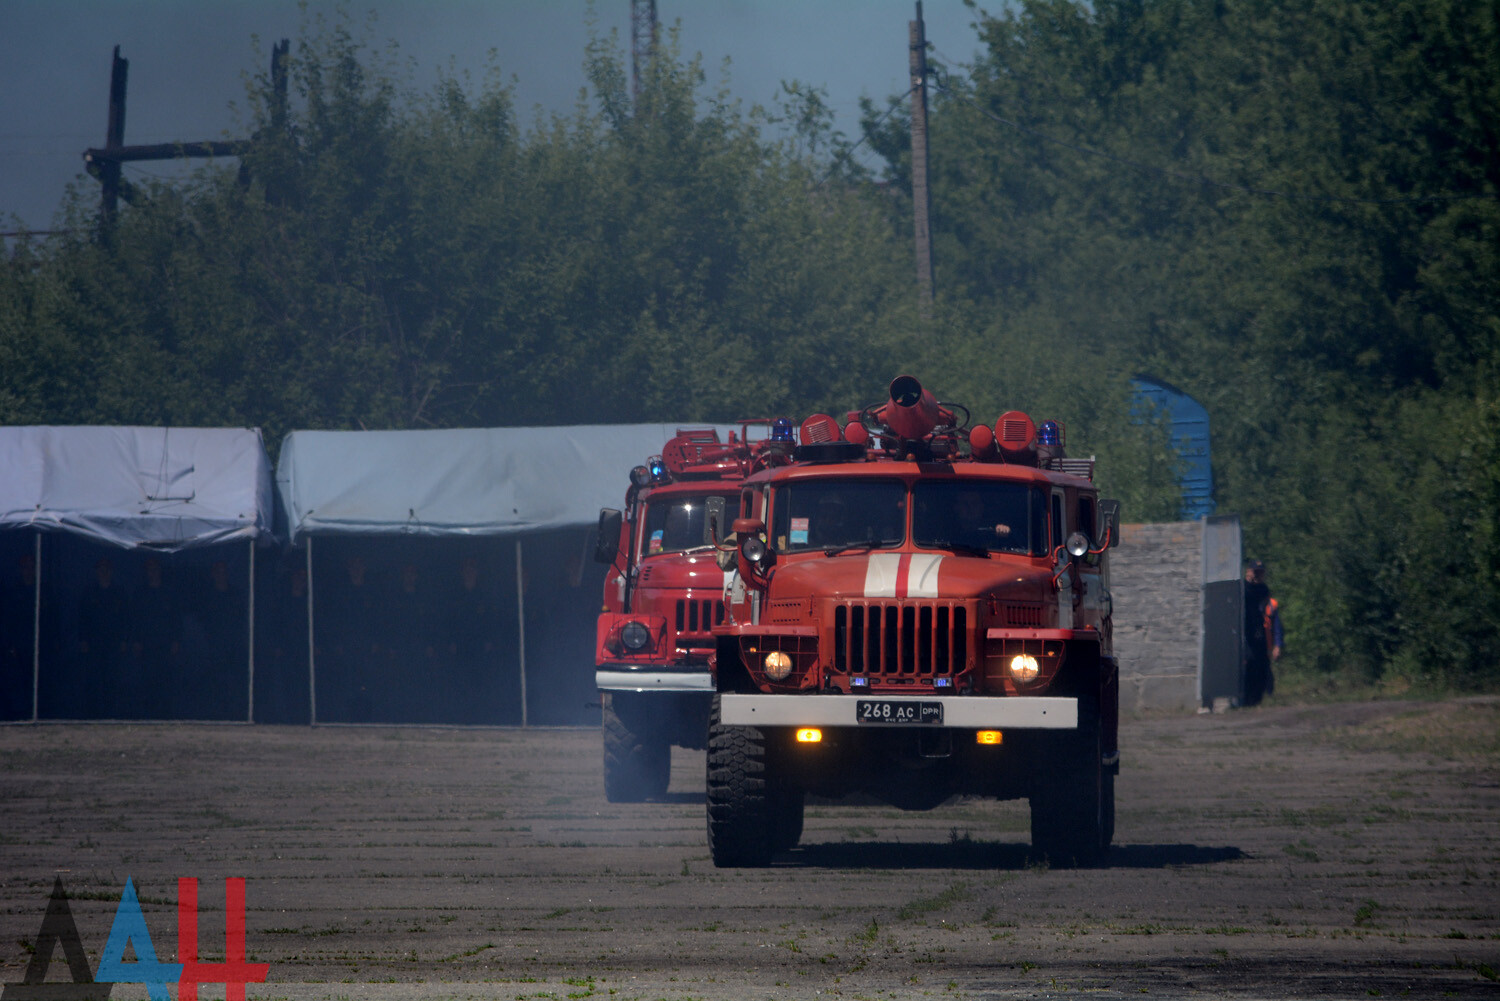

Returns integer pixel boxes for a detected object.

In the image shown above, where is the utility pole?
[99,46,129,226]
[909,2,935,315]
[85,42,288,228]
[630,0,659,108]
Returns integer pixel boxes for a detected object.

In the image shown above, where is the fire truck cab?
[708,377,1121,866]
[593,425,790,801]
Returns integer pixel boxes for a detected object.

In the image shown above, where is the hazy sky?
[1,1,990,232]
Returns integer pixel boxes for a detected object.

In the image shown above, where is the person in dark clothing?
[188,559,246,718]
[1241,559,1279,706]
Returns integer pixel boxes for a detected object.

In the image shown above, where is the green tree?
[868,0,1500,684]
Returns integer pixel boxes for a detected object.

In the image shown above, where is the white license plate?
[856,700,944,725]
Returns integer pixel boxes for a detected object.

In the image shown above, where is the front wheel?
[603,693,671,803]
[1029,713,1112,867]
[706,695,776,867]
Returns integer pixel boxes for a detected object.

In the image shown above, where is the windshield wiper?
[924,539,990,558]
[823,541,883,557]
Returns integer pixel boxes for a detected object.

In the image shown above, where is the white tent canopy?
[274,424,742,726]
[0,426,273,551]
[276,424,741,542]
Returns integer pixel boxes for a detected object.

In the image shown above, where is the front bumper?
[596,668,714,693]
[720,693,1077,729]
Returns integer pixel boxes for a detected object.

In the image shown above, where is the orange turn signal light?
[796,728,823,743]
[976,730,1003,745]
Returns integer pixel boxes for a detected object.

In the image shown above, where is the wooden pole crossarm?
[84,140,248,164]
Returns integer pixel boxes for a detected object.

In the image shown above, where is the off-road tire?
[1029,709,1112,868]
[602,695,670,803]
[706,695,776,867]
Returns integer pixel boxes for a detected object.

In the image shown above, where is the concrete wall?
[1110,522,1202,713]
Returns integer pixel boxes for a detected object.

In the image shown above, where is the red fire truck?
[708,377,1121,866]
[592,424,791,801]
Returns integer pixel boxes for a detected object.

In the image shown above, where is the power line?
[814,84,916,188]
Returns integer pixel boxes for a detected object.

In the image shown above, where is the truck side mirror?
[705,496,726,546]
[1100,499,1122,548]
[594,508,623,563]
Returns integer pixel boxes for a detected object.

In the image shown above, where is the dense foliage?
[869,0,1499,688]
[2,2,1496,688]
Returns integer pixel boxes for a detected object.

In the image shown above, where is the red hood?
[636,553,728,593]
[765,550,1053,604]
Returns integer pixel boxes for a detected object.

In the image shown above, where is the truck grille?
[675,598,724,641]
[1000,603,1044,627]
[833,601,970,679]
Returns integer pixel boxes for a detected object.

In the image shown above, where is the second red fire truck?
[592,423,791,801]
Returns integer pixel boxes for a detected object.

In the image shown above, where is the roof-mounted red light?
[968,423,997,460]
[843,421,870,446]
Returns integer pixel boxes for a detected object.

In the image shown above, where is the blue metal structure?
[1130,376,1215,519]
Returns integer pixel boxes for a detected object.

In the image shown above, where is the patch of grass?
[1354,900,1379,927]
[1279,804,1350,828]
[1318,699,1500,761]
[897,882,972,921]
[1283,839,1320,862]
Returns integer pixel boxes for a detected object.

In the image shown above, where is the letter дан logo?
[3,876,269,1001]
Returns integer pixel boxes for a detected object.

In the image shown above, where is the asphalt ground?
[1,697,1497,1000]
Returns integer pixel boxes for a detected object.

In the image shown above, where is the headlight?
[763,650,793,680]
[1066,531,1090,558]
[620,620,651,652]
[742,535,768,563]
[1008,653,1039,684]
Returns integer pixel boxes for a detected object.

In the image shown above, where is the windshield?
[911,480,1048,556]
[642,493,736,556]
[771,479,906,553]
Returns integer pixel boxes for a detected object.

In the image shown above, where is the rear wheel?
[1029,710,1112,867]
[706,696,776,867]
[602,694,670,803]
